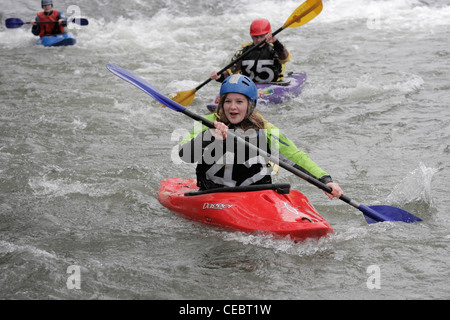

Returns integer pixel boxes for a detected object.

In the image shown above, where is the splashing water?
[386,163,439,214]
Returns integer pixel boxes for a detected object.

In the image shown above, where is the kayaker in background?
[210,18,291,84]
[31,0,67,37]
[179,75,344,200]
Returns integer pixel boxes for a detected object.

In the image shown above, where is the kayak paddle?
[105,64,423,225]
[171,0,323,107]
[5,17,89,29]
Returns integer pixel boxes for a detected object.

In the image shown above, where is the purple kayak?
[207,72,307,112]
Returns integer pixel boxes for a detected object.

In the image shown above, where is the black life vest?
[237,43,283,83]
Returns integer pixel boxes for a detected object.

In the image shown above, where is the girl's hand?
[325,182,344,200]
[210,121,228,140]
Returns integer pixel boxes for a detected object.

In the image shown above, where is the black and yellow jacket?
[218,40,291,83]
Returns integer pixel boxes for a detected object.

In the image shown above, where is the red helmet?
[250,19,271,36]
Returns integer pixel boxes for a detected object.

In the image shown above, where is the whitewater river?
[0,0,449,301]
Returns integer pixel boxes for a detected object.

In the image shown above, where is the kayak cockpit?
[184,184,291,197]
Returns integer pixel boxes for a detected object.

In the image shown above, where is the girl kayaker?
[179,74,344,200]
[31,0,67,37]
[210,18,291,84]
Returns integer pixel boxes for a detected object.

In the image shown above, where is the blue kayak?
[37,32,76,47]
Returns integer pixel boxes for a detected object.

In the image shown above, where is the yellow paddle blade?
[283,0,323,29]
[170,89,197,107]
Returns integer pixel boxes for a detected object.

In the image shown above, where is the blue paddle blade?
[71,18,89,26]
[5,18,24,28]
[106,64,186,112]
[359,205,422,224]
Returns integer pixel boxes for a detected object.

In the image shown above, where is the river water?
[0,0,449,301]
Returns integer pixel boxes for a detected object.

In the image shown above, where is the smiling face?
[222,93,250,125]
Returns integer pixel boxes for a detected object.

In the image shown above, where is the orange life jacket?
[37,10,65,37]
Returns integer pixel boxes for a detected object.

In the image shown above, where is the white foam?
[28,176,112,198]
[318,0,450,31]
[0,240,57,259]
[387,162,439,206]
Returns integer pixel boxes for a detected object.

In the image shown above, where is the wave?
[3,0,448,52]
[320,0,450,30]
[4,0,449,27]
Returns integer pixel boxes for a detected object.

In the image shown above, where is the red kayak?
[158,178,333,241]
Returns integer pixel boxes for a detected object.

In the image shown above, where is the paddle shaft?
[6,18,88,28]
[180,108,361,210]
[31,19,87,26]
[106,63,423,224]
[178,108,421,223]
[28,21,65,25]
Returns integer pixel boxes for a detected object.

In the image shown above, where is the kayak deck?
[158,178,333,241]
[38,32,76,47]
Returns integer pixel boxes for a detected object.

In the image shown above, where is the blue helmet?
[220,74,258,113]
